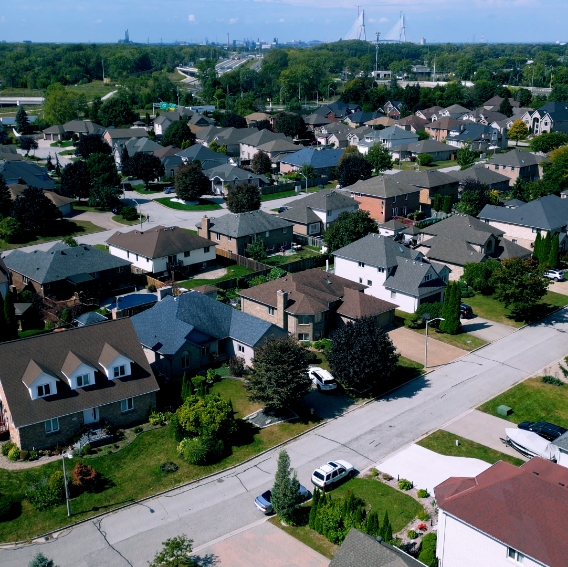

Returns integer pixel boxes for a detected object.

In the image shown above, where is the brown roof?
[61,351,90,377]
[106,226,215,259]
[0,319,159,428]
[435,458,568,567]
[336,287,396,319]
[425,117,465,131]
[153,145,181,159]
[8,185,74,208]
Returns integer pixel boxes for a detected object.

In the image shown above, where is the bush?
[0,494,18,522]
[407,529,418,539]
[406,303,443,329]
[227,356,246,377]
[149,411,171,426]
[7,446,20,461]
[134,426,143,434]
[181,436,224,465]
[169,412,184,442]
[398,478,412,491]
[20,450,30,461]
[382,473,393,481]
[417,509,430,521]
[120,206,139,221]
[370,468,379,477]
[48,470,66,499]
[27,481,62,511]
[417,153,434,167]
[417,489,430,498]
[1,441,15,457]
[313,338,332,352]
[542,375,564,386]
[71,462,100,491]
[191,375,209,396]
[418,533,438,567]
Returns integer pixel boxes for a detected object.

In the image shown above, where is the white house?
[106,226,216,276]
[332,233,448,313]
[435,457,568,567]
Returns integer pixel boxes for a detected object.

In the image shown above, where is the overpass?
[0,96,44,107]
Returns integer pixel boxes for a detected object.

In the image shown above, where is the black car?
[517,421,567,442]
[460,303,473,319]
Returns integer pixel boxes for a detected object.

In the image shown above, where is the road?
[3,309,568,566]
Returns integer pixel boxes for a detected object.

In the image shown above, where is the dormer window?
[76,374,90,387]
[113,365,126,378]
[37,384,51,397]
[99,343,133,380]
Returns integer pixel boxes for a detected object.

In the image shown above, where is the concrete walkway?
[388,326,467,368]
[443,409,528,461]
[460,316,516,343]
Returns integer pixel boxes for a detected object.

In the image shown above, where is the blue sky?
[0,0,567,44]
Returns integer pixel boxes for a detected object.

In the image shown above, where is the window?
[184,251,191,257]
[201,345,209,356]
[297,315,312,325]
[314,312,323,323]
[359,277,363,283]
[424,274,432,282]
[298,333,310,341]
[393,195,397,203]
[237,344,245,353]
[113,365,126,378]
[204,246,210,253]
[532,228,538,233]
[507,548,525,564]
[181,351,190,368]
[309,223,320,235]
[393,208,398,216]
[282,227,287,233]
[391,291,397,299]
[402,207,407,215]
[367,280,373,286]
[135,254,139,261]
[23,275,29,284]
[45,418,59,434]
[268,307,275,315]
[405,193,408,200]
[121,398,134,412]
[265,231,270,237]
[76,374,90,387]
[37,384,51,397]
[378,267,385,273]
[126,251,130,258]
[117,266,124,273]
[215,233,221,241]
[358,262,365,268]
[327,210,332,216]
[512,239,518,244]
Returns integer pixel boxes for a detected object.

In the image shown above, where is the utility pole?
[102,60,105,82]
[375,32,380,78]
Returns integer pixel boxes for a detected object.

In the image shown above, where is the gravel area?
[245,407,298,429]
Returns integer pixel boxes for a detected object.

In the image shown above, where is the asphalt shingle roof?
[286,190,357,211]
[205,164,267,184]
[196,210,292,238]
[346,176,421,198]
[176,144,229,167]
[390,169,458,189]
[0,161,55,190]
[487,148,547,167]
[277,206,321,225]
[239,129,286,147]
[280,147,344,169]
[447,164,511,187]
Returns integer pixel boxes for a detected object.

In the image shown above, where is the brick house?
[447,164,511,192]
[346,176,421,223]
[196,211,293,255]
[424,117,466,142]
[0,319,159,450]
[4,242,132,299]
[484,148,547,183]
[239,269,396,341]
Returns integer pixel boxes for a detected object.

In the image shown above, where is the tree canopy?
[75,134,111,159]
[161,120,196,148]
[530,132,568,153]
[251,150,272,175]
[97,94,138,127]
[86,153,121,188]
[174,163,210,201]
[226,182,261,213]
[336,155,373,187]
[124,152,165,189]
[0,174,11,219]
[455,178,490,216]
[12,187,61,234]
[323,210,377,254]
[366,143,393,173]
[274,113,306,139]
[271,450,302,524]
[509,120,529,145]
[60,160,92,200]
[222,114,247,128]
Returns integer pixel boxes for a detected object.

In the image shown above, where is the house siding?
[480,220,552,250]
[484,163,541,183]
[353,192,420,224]
[198,226,292,255]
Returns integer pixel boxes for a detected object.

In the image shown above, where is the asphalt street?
[3,309,568,566]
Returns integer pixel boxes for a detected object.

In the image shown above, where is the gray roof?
[448,123,498,142]
[553,431,568,451]
[277,205,321,225]
[196,210,293,238]
[478,195,568,231]
[346,176,422,198]
[280,147,344,169]
[378,219,408,231]
[176,144,229,167]
[447,164,511,187]
[239,129,286,147]
[287,190,357,212]
[256,139,299,153]
[63,120,103,134]
[0,161,55,190]
[503,199,525,208]
[212,127,254,145]
[397,139,455,154]
[488,148,547,168]
[4,242,131,285]
[378,126,419,142]
[421,235,487,265]
[390,169,458,189]
[75,311,108,326]
[131,292,285,354]
[205,164,267,184]
[105,128,149,140]
[421,214,504,243]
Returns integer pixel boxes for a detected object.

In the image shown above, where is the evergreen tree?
[542,231,552,265]
[439,282,453,333]
[548,233,560,269]
[181,372,193,401]
[380,511,393,542]
[271,450,301,524]
[442,195,453,214]
[4,292,18,340]
[0,173,12,219]
[0,293,6,343]
[498,97,514,118]
[432,194,443,212]
[533,232,542,263]
[308,488,320,529]
[365,511,380,537]
[15,107,32,135]
[510,177,527,201]
[46,154,54,172]
[440,282,461,335]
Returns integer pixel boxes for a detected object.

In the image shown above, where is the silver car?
[309,367,337,391]
[544,269,565,282]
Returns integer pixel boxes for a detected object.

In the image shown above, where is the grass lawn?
[478,376,568,428]
[134,184,167,194]
[466,291,568,328]
[395,310,486,351]
[64,81,117,100]
[112,214,147,226]
[210,379,262,418]
[393,159,457,172]
[179,264,254,290]
[260,190,296,201]
[92,244,109,252]
[417,430,524,467]
[50,140,73,148]
[58,149,75,156]
[154,198,222,211]
[0,220,104,252]
[266,248,320,266]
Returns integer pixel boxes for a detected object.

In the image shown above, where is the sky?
[0,0,567,45]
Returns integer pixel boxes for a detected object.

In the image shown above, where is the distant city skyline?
[1,0,567,45]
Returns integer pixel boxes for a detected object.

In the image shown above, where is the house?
[7,184,74,216]
[153,108,193,137]
[383,101,405,119]
[392,139,456,162]
[520,101,568,135]
[196,211,293,255]
[333,233,448,313]
[424,117,466,142]
[447,164,511,192]
[345,176,422,223]
[416,214,531,279]
[239,268,396,341]
[0,257,9,298]
[445,123,508,152]
[438,104,470,120]
[0,145,23,161]
[358,126,418,153]
[484,148,547,183]
[205,164,269,196]
[255,138,299,160]
[478,194,568,250]
[376,219,409,239]
[113,136,163,169]
[106,225,216,276]
[344,111,377,128]
[278,148,344,178]
[131,291,287,378]
[364,116,397,129]
[482,96,520,111]
[0,160,55,190]
[103,128,148,149]
[209,127,256,158]
[435,457,568,567]
[153,145,181,161]
[330,528,424,567]
[41,124,67,142]
[188,112,216,133]
[239,129,287,162]
[277,190,359,236]
[303,113,333,131]
[176,144,230,169]
[397,114,428,133]
[160,155,184,179]
[43,120,104,141]
[314,123,351,147]
[461,108,508,126]
[74,311,108,327]
[346,126,373,148]
[244,112,273,127]
[415,106,443,121]
[312,101,362,121]
[4,242,132,299]
[194,126,227,146]
[0,319,159,450]
[388,170,459,214]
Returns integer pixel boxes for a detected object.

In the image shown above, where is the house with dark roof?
[520,101,568,135]
[0,319,159,450]
[447,164,511,192]
[424,117,466,142]
[435,457,568,567]
[278,148,344,177]
[484,148,547,183]
[4,242,132,299]
[0,161,55,190]
[208,127,255,157]
[131,291,286,378]
[383,101,405,119]
[205,164,269,196]
[197,211,293,255]
[439,104,470,120]
[239,129,288,162]
[240,268,396,341]
[357,127,418,154]
[153,108,193,137]
[176,144,230,169]
[392,139,456,162]
[113,136,163,169]
[106,226,216,276]
[344,111,377,128]
[277,190,359,236]
[482,96,521,112]
[415,106,443,121]
[303,113,333,130]
[478,194,568,251]
[445,122,508,152]
[43,120,104,141]
[345,176,422,223]
[103,128,148,149]
[333,233,448,313]
[397,114,428,133]
[8,184,75,216]
[255,138,299,161]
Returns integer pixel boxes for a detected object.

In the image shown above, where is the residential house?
[103,128,148,149]
[370,70,392,80]
[131,291,287,378]
[415,106,443,121]
[75,311,108,327]
[7,184,74,216]
[153,108,193,137]
[424,117,466,142]
[314,123,351,147]
[435,457,568,567]
[357,127,418,154]
[312,101,362,121]
[303,114,333,131]
[364,117,397,128]
[42,124,67,141]
[0,257,9,298]
[239,129,287,162]
[209,127,255,158]
[187,112,216,135]
[176,144,230,169]
[392,139,456,162]
[552,431,568,468]
[397,114,428,133]
[438,104,470,120]
[239,268,396,341]
[0,161,55,190]
[478,194,568,250]
[153,145,181,160]
[4,242,132,299]
[194,126,227,147]
[196,211,293,255]
[484,148,547,183]
[376,219,409,239]
[482,96,520,111]
[447,164,511,192]
[344,111,377,128]
[0,319,159,450]
[244,112,273,127]
[416,214,531,279]
[113,136,163,169]
[0,145,23,161]
[43,120,103,141]
[333,233,448,313]
[520,101,568,135]
[277,190,359,236]
[205,164,269,196]
[490,116,516,135]
[278,148,344,178]
[160,155,184,179]
[410,65,431,79]
[255,138,299,160]
[383,101,405,119]
[445,123,508,152]
[106,225,216,276]
[346,126,374,147]
[346,176,422,223]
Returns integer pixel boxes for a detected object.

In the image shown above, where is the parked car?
[121,182,132,191]
[311,460,354,490]
[254,484,310,514]
[544,269,565,282]
[164,186,175,194]
[278,206,288,213]
[518,421,567,442]
[309,367,337,391]
[460,303,473,319]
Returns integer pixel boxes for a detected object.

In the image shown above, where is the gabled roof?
[212,127,254,145]
[397,139,455,154]
[22,359,55,387]
[390,170,458,189]
[448,122,498,142]
[447,164,510,186]
[496,238,532,260]
[176,144,229,167]
[536,101,568,121]
[345,111,377,124]
[239,129,286,147]
[425,117,465,130]
[205,164,267,184]
[75,311,108,327]
[8,185,74,208]
[303,114,333,126]
[397,115,428,128]
[106,226,215,259]
[62,120,103,134]
[256,138,299,153]
[336,287,396,319]
[123,136,162,154]
[105,128,149,140]
[483,96,520,109]
[279,147,344,168]
[377,126,418,142]
[346,176,422,198]
[420,214,503,242]
[435,458,568,567]
[277,205,321,225]
[196,210,292,238]
[488,148,547,167]
[285,190,357,212]
[0,161,55,190]
[153,145,181,159]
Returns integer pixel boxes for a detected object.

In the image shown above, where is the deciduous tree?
[12,186,60,234]
[19,136,38,156]
[530,132,568,154]
[462,259,500,294]
[274,113,306,139]
[226,182,261,213]
[222,114,247,128]
[98,95,138,127]
[87,153,121,189]
[75,134,111,159]
[246,236,267,262]
[60,160,92,200]
[323,210,377,254]
[455,178,490,216]
[174,163,210,201]
[175,394,237,441]
[366,143,393,174]
[456,142,477,170]
[126,153,165,189]
[271,450,302,524]
[148,534,195,567]
[336,155,372,187]
[161,120,195,148]
[251,150,272,175]
[508,120,529,146]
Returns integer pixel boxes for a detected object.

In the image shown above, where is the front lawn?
[210,378,262,418]
[134,183,169,194]
[478,376,568,428]
[178,264,254,290]
[154,197,222,211]
[260,190,296,201]
[266,248,321,266]
[111,214,147,226]
[417,430,524,467]
[269,516,338,559]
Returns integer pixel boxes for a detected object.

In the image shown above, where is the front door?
[83,407,99,425]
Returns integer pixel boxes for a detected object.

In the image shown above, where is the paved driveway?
[69,211,125,231]
[548,279,568,296]
[460,316,516,343]
[388,326,467,368]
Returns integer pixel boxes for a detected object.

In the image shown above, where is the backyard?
[154,197,222,211]
[265,248,321,266]
[178,264,254,290]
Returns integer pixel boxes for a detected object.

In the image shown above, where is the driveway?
[388,326,467,368]
[548,279,568,296]
[377,444,491,494]
[443,409,528,460]
[460,316,516,343]
[70,211,125,231]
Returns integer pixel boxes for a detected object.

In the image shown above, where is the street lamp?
[131,198,144,230]
[299,171,309,194]
[61,450,73,517]
[327,84,335,100]
[313,90,319,105]
[213,95,220,109]
[424,315,445,369]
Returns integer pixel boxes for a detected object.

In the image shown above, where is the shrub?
[1,441,15,457]
[206,368,218,383]
[147,284,157,292]
[48,471,66,499]
[7,446,20,461]
[417,153,434,167]
[369,468,379,477]
[418,533,438,567]
[149,411,171,426]
[407,529,418,539]
[398,478,412,491]
[169,412,184,442]
[181,437,224,465]
[191,375,209,396]
[27,481,62,511]
[20,450,30,461]
[71,462,100,491]
[417,489,430,498]
[417,523,428,531]
[120,205,138,221]
[417,509,430,521]
[382,473,393,481]
[0,494,18,522]
[159,462,179,474]
[134,426,143,434]
[227,356,246,377]
[313,338,332,352]
[542,375,564,386]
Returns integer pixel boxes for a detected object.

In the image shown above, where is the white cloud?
[279,18,285,22]
[368,17,375,22]
[379,17,389,22]
[229,17,238,24]
[188,14,196,21]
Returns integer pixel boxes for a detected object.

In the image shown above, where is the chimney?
[201,215,210,239]
[276,290,288,331]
